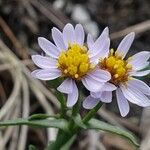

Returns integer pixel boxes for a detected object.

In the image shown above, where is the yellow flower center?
[99,49,132,85]
[57,43,94,80]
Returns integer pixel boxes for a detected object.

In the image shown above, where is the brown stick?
[30,0,71,30]
[0,16,29,59]
[110,20,150,40]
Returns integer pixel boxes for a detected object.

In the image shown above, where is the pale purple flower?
[83,32,150,117]
[31,23,111,107]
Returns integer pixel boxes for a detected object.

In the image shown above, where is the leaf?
[28,145,38,150]
[28,114,52,120]
[86,118,139,147]
[0,118,68,131]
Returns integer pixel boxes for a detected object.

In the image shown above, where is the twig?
[30,0,71,30]
[0,69,21,120]
[0,59,33,72]
[20,0,38,20]
[8,102,21,150]
[0,16,28,59]
[30,83,57,141]
[110,20,150,40]
[0,39,59,107]
[18,76,29,150]
[2,102,20,150]
[0,80,7,104]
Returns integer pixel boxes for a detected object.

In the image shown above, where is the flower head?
[83,32,150,117]
[31,23,111,107]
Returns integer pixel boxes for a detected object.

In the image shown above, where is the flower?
[83,32,150,117]
[31,23,111,107]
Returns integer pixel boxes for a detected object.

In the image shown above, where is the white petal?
[31,69,39,77]
[116,88,129,117]
[52,27,66,51]
[87,34,94,49]
[130,70,150,77]
[38,37,59,58]
[88,27,109,58]
[128,51,150,70]
[92,27,109,53]
[63,23,75,48]
[120,85,150,107]
[90,38,110,63]
[131,62,149,71]
[88,69,111,82]
[57,78,73,94]
[31,69,61,80]
[67,81,78,107]
[32,55,57,69]
[75,24,84,45]
[100,91,112,103]
[97,38,110,58]
[91,91,102,99]
[81,76,104,92]
[116,32,135,58]
[83,95,100,109]
[127,78,150,96]
[102,82,117,91]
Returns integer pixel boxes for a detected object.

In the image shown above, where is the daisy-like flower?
[83,32,150,117]
[31,23,111,107]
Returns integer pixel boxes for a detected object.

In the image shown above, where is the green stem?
[69,89,82,129]
[46,91,82,150]
[46,100,103,150]
[72,102,103,133]
[82,102,103,124]
[55,91,67,117]
[46,131,73,150]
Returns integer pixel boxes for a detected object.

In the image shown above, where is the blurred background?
[0,0,150,149]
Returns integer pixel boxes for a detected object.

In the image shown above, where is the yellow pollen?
[114,74,119,78]
[82,46,88,52]
[114,64,119,69]
[110,48,114,55]
[126,64,132,69]
[75,74,79,79]
[58,43,93,80]
[99,49,132,85]
[64,69,68,74]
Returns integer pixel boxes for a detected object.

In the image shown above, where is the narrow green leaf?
[86,119,139,147]
[0,118,68,131]
[28,114,52,120]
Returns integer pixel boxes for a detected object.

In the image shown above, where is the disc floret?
[99,49,132,85]
[58,43,94,80]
